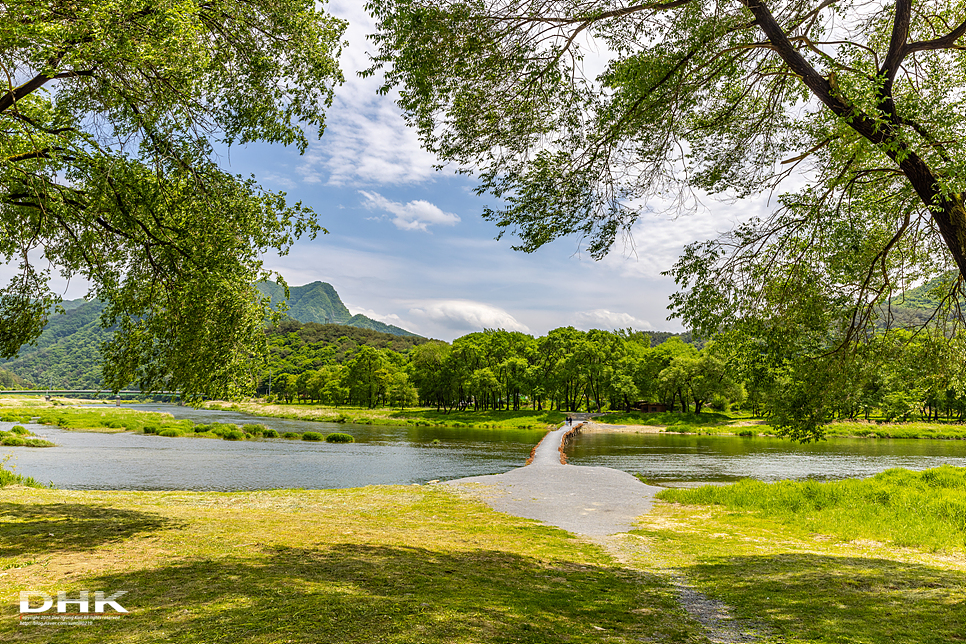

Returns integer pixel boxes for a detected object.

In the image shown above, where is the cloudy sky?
[32,1,773,341]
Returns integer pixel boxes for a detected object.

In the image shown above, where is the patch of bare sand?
[581,421,666,434]
[0,397,108,407]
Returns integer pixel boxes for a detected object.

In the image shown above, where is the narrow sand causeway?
[444,423,663,536]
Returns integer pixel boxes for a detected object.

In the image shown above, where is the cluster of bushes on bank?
[0,424,54,447]
[0,456,46,487]
[3,407,354,445]
[300,431,354,443]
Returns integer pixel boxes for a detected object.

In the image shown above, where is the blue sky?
[19,1,773,341]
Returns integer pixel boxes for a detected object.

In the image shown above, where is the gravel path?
[445,421,766,643]
[444,422,664,537]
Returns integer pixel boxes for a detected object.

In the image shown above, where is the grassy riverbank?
[637,467,966,643]
[598,410,966,440]
[658,466,966,552]
[2,475,964,643]
[204,400,565,430]
[0,485,700,644]
[0,405,295,442]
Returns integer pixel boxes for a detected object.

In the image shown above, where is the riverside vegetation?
[250,323,966,443]
[1,466,965,643]
[0,403,353,444]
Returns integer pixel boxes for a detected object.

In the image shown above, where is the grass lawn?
[598,409,966,441]
[0,485,701,644]
[642,466,966,643]
[824,420,966,440]
[634,501,966,644]
[2,463,965,642]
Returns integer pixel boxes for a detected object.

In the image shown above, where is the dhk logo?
[19,591,129,614]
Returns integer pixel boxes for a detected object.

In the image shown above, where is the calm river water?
[3,404,966,491]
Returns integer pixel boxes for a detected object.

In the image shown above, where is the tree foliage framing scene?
[365,0,966,438]
[0,0,345,400]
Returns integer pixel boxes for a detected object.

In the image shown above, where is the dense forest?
[0,281,420,390]
[0,367,30,389]
[0,301,109,389]
[264,326,722,414]
[269,322,966,432]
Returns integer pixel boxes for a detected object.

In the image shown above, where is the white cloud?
[290,1,442,187]
[261,173,297,190]
[344,303,414,331]
[359,191,460,231]
[409,300,530,333]
[574,309,653,331]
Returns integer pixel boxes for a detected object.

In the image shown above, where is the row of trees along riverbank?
[263,324,966,430]
[266,327,733,414]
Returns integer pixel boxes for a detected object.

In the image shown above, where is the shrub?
[0,458,45,488]
[1,436,25,446]
[261,428,279,438]
[10,425,28,435]
[709,394,730,412]
[325,432,354,443]
[158,429,182,437]
[282,432,300,440]
[23,438,54,447]
[737,430,756,437]
[223,430,246,440]
[206,423,239,437]
[194,423,212,433]
[242,423,267,435]
[301,432,324,441]
[142,425,159,434]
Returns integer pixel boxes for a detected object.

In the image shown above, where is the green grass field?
[636,467,966,643]
[0,486,700,644]
[658,466,966,552]
[2,456,965,642]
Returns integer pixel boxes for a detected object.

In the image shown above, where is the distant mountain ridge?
[256,281,418,337]
[884,274,960,328]
[0,300,109,389]
[0,280,417,389]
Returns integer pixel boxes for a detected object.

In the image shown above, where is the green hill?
[256,280,418,337]
[0,299,109,389]
[2,281,419,389]
[883,273,960,327]
[256,280,352,324]
[263,318,429,383]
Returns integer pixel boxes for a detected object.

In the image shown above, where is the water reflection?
[0,404,536,491]
[566,431,966,483]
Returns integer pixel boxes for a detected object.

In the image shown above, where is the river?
[3,404,966,491]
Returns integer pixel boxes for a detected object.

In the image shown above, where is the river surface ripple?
[2,404,966,490]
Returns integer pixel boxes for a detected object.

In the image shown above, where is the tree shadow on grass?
[4,542,707,644]
[0,502,176,558]
[686,552,966,644]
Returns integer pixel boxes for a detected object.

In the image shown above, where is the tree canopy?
[1,0,345,400]
[366,0,966,436]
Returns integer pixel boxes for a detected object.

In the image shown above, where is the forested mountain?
[256,281,417,336]
[883,274,959,328]
[260,319,430,392]
[1,281,420,389]
[0,367,31,389]
[0,300,109,388]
